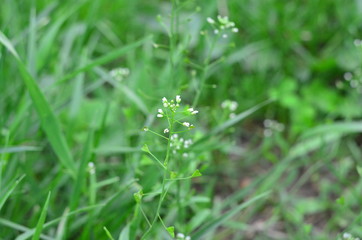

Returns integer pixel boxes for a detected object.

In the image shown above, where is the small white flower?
[343,233,352,239]
[162,97,167,102]
[214,29,219,34]
[182,153,189,158]
[191,110,199,115]
[182,122,190,127]
[207,17,215,24]
[177,233,185,238]
[157,114,163,118]
[143,127,149,131]
[176,95,181,103]
[163,103,168,107]
[344,72,353,81]
[164,128,169,133]
[88,162,95,175]
[222,34,228,38]
[230,101,238,111]
[185,236,191,240]
[232,27,239,33]
[158,109,163,114]
[188,108,194,112]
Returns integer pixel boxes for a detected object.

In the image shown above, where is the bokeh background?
[1,0,362,239]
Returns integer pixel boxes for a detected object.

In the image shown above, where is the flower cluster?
[206,15,238,38]
[110,67,130,82]
[342,70,362,93]
[221,100,238,118]
[176,233,191,240]
[88,162,96,175]
[263,119,285,137]
[160,96,182,112]
[155,96,198,132]
[342,232,360,240]
[170,134,193,157]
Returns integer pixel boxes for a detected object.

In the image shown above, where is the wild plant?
[139,95,201,239]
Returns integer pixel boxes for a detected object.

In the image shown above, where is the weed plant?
[1,0,362,239]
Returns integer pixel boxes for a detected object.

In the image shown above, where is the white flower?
[177,233,185,238]
[343,233,352,239]
[162,97,167,102]
[230,101,238,111]
[222,34,228,38]
[206,17,215,24]
[214,29,219,34]
[182,153,189,158]
[143,127,149,131]
[157,114,163,118]
[88,162,95,175]
[344,72,353,81]
[176,95,181,103]
[182,122,190,127]
[232,27,239,33]
[164,128,169,133]
[158,109,163,114]
[188,108,198,115]
[185,236,191,240]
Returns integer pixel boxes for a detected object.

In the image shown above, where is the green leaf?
[191,170,202,178]
[170,171,177,179]
[58,35,153,84]
[0,31,76,177]
[32,192,51,240]
[191,191,270,239]
[104,226,115,240]
[141,144,150,153]
[357,166,362,177]
[166,226,175,238]
[0,175,25,211]
[133,190,143,204]
[336,196,345,206]
[118,224,130,240]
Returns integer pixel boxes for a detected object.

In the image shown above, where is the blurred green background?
[1,0,362,239]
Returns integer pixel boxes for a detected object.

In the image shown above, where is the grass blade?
[0,175,25,211]
[32,191,51,240]
[0,31,76,177]
[57,35,153,84]
[191,191,270,240]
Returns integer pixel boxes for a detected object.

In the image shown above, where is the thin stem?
[141,112,174,239]
[193,36,218,107]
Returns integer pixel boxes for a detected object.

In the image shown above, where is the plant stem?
[193,36,218,107]
[141,112,174,239]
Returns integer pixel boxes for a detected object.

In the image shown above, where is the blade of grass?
[191,191,270,240]
[192,99,273,148]
[0,218,53,240]
[70,131,93,210]
[104,226,115,240]
[0,146,40,154]
[15,204,104,240]
[0,175,25,211]
[32,191,51,240]
[0,31,77,177]
[57,35,153,84]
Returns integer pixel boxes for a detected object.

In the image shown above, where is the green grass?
[1,0,362,239]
